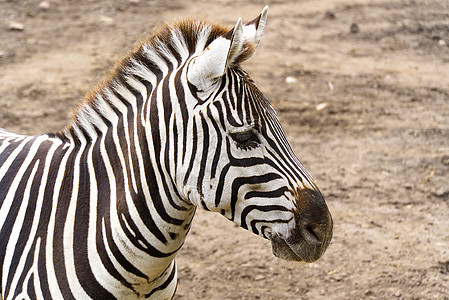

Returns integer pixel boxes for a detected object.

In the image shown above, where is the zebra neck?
[51,125,195,292]
[56,42,197,249]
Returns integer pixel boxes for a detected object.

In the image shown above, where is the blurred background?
[1,0,448,299]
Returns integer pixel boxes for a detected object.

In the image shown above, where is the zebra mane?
[64,19,230,138]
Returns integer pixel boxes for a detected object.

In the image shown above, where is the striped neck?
[47,22,233,288]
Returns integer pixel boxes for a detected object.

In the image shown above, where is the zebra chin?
[269,232,331,263]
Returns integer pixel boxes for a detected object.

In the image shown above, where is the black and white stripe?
[0,6,332,300]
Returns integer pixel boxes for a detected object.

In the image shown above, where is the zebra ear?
[247,5,269,46]
[187,6,268,91]
[227,5,268,65]
[186,31,234,91]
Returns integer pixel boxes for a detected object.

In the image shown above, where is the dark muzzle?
[271,188,333,262]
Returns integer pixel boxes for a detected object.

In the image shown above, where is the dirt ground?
[1,0,448,299]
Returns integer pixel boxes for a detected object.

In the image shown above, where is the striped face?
[174,5,334,263]
[182,64,332,262]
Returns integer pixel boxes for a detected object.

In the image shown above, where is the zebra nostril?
[306,226,319,241]
[301,223,324,244]
[293,188,333,246]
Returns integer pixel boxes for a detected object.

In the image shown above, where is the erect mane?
[65,19,229,135]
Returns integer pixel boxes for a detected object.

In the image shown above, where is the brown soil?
[1,0,448,299]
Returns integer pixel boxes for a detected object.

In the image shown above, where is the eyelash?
[230,130,260,150]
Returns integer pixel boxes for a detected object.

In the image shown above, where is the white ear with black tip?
[227,5,269,66]
[244,5,269,48]
[187,17,243,91]
[187,6,269,91]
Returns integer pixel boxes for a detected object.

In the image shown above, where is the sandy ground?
[1,0,448,299]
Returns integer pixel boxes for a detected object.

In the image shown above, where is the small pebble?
[285,76,297,84]
[324,10,336,20]
[433,187,449,198]
[254,275,265,281]
[350,23,359,34]
[316,102,328,111]
[8,21,24,31]
[38,1,50,10]
[99,16,114,25]
[441,155,449,166]
[403,183,413,190]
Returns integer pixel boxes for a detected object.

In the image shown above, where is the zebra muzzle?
[270,188,333,262]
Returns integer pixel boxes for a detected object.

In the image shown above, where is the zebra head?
[179,6,333,263]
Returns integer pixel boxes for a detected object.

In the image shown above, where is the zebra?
[0,6,333,300]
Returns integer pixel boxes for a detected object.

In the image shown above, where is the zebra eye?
[230,130,260,150]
